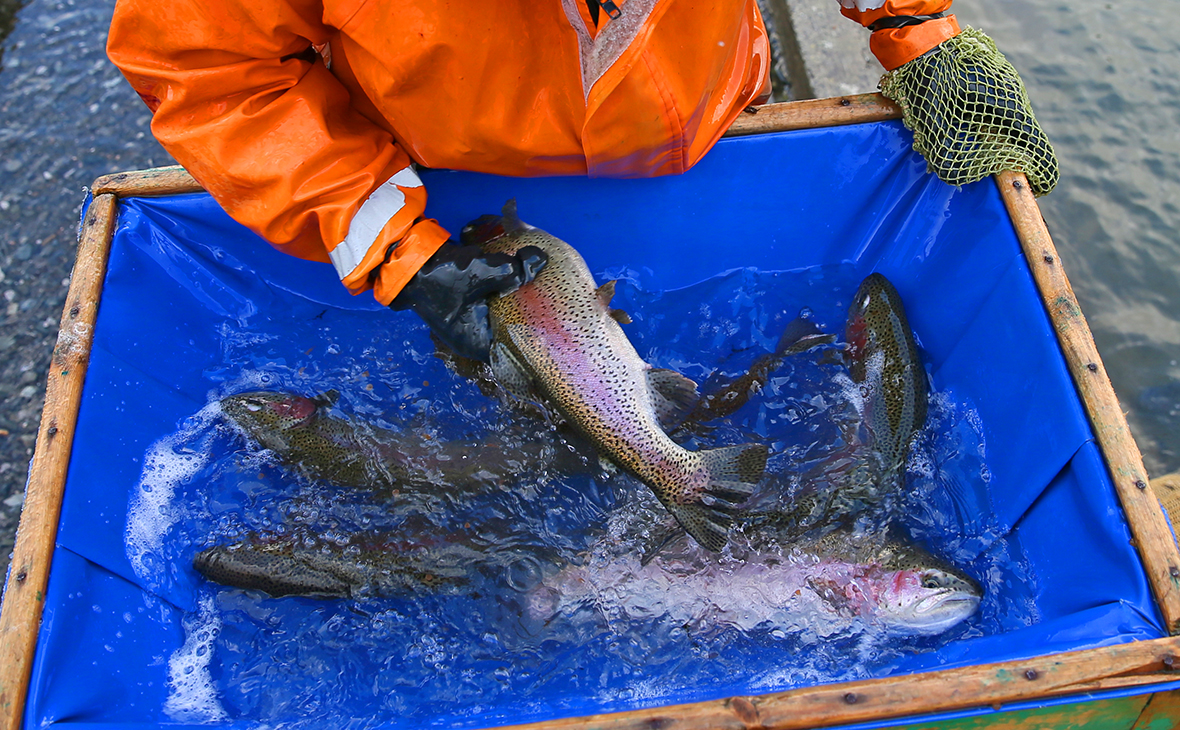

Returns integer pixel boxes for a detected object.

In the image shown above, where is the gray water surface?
[953,1,1180,476]
[0,0,1176,567]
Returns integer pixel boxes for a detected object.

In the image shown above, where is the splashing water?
[126,262,1036,728]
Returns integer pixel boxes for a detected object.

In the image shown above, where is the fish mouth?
[912,589,980,615]
[883,590,980,635]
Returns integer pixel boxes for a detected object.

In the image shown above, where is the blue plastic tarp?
[23,121,1166,728]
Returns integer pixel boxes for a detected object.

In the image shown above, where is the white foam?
[124,401,225,588]
[164,593,226,722]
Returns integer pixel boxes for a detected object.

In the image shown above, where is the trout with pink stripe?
[463,201,768,552]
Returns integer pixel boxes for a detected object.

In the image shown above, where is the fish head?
[460,200,533,249]
[220,391,323,449]
[460,214,509,247]
[872,564,982,635]
[845,273,906,377]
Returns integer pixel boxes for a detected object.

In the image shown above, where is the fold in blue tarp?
[25,121,1165,728]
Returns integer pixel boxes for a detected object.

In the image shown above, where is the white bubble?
[164,594,226,722]
[124,401,222,589]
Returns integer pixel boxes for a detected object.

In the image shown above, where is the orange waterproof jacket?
[107,0,772,304]
[837,0,959,71]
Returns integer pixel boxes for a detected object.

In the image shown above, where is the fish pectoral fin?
[806,576,853,613]
[609,308,632,325]
[489,339,536,402]
[501,324,566,390]
[597,454,620,476]
[646,368,700,432]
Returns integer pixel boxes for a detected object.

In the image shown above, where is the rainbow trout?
[193,527,491,598]
[529,527,980,636]
[736,273,929,540]
[464,201,768,551]
[220,391,593,496]
[846,273,928,482]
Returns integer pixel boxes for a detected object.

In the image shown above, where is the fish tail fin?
[671,443,768,552]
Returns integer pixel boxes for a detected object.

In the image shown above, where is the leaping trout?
[463,201,768,551]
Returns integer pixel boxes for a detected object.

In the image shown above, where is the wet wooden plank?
[0,194,118,730]
[724,92,902,137]
[495,636,1180,729]
[996,170,1180,635]
[91,165,202,197]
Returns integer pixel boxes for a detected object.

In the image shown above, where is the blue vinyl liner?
[23,121,1166,728]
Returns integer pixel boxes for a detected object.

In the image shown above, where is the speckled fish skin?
[845,273,928,482]
[193,532,480,599]
[467,201,768,552]
[221,391,580,496]
[738,275,927,541]
[533,526,981,636]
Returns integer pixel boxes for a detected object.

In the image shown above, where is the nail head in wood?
[1087,362,1098,372]
[1024,669,1038,680]
[844,693,858,704]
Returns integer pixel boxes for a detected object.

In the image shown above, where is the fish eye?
[242,398,266,412]
[921,571,945,589]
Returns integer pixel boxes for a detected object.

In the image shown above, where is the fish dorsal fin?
[646,368,700,431]
[501,198,530,233]
[595,280,632,324]
[595,279,617,306]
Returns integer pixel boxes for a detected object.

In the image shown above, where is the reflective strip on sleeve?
[838,0,888,11]
[328,167,424,280]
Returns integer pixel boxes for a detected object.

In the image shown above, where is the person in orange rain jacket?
[107,0,1048,361]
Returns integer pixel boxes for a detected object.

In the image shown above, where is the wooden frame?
[2,93,1178,730]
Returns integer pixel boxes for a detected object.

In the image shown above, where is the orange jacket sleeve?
[836,0,960,71]
[106,0,448,304]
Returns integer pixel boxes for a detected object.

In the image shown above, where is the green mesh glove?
[879,27,1059,196]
